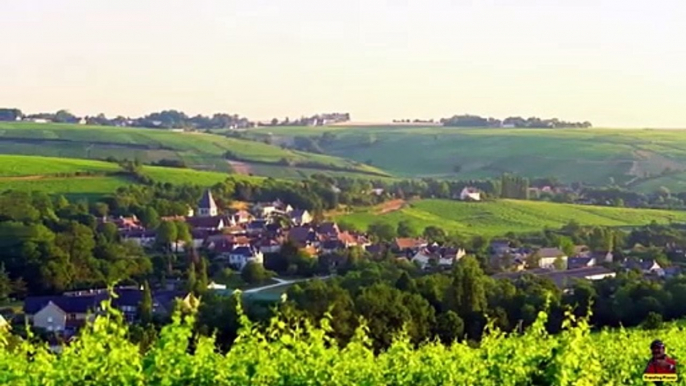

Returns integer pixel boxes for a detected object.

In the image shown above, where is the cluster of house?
[21,287,192,337]
[489,240,681,290]
[384,238,467,270]
[110,190,376,271]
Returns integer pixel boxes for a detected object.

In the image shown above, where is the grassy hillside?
[336,198,686,237]
[248,126,686,189]
[0,122,389,179]
[0,154,262,199]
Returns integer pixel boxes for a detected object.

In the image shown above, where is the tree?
[423,226,447,243]
[435,310,464,344]
[396,221,416,238]
[53,109,78,123]
[445,256,487,318]
[0,108,22,121]
[525,251,541,269]
[241,262,270,285]
[139,207,160,229]
[194,258,209,295]
[0,264,11,302]
[286,280,357,344]
[553,257,567,270]
[642,312,663,330]
[186,263,197,294]
[558,236,575,257]
[395,271,417,292]
[139,281,153,325]
[90,202,109,218]
[367,222,396,242]
[156,221,177,252]
[175,221,192,253]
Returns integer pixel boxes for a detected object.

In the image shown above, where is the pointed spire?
[198,189,217,210]
[197,189,218,217]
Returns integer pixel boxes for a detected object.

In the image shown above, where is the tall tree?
[185,263,197,294]
[445,256,487,317]
[194,258,209,295]
[139,280,153,325]
[0,263,12,302]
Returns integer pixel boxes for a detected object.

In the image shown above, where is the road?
[242,275,332,294]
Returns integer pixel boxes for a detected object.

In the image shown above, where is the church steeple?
[197,189,218,217]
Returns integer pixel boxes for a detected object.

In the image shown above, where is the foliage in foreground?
[0,296,684,385]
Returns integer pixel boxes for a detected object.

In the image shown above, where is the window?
[47,316,53,323]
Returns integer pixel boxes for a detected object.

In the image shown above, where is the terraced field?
[336,198,686,237]
[0,122,389,179]
[248,126,686,189]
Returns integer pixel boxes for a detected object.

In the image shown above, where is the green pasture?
[249,126,686,189]
[0,122,388,178]
[336,198,686,237]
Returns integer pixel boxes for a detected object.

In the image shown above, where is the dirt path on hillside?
[227,160,252,175]
[377,199,407,214]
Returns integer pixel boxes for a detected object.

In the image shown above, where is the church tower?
[197,189,218,217]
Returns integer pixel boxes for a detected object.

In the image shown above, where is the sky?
[1,0,685,127]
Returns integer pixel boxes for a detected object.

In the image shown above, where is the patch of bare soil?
[377,199,407,215]
[227,160,252,175]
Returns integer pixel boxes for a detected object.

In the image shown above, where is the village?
[15,187,681,340]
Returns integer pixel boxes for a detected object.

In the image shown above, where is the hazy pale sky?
[2,0,685,127]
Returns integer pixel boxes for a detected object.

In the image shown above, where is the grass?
[0,155,120,177]
[246,126,686,190]
[0,122,389,179]
[0,175,136,201]
[141,165,265,186]
[0,154,264,199]
[335,198,686,237]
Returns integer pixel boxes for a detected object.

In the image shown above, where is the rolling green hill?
[335,198,686,237]
[247,126,686,190]
[0,122,389,179]
[0,154,263,199]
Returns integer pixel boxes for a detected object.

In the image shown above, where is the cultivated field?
[0,154,120,177]
[0,122,389,179]
[0,154,261,199]
[248,126,686,190]
[336,198,686,237]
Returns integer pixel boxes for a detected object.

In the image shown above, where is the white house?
[412,248,466,270]
[289,209,313,226]
[460,187,481,202]
[252,200,293,218]
[537,248,568,269]
[228,246,264,270]
[231,210,253,225]
[626,260,665,277]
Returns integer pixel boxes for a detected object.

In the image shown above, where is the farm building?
[460,187,481,201]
